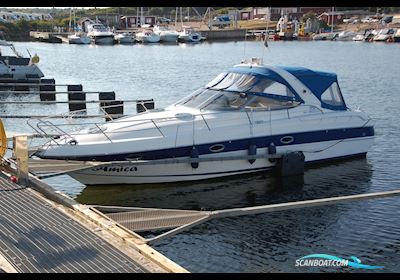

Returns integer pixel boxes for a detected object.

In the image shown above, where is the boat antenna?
[242,28,247,62]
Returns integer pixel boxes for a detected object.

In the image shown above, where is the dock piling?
[136,99,155,113]
[39,78,56,101]
[67,84,86,111]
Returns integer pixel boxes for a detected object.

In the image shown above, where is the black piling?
[39,78,56,101]
[67,84,86,111]
[136,99,155,113]
[275,151,305,177]
[103,101,124,121]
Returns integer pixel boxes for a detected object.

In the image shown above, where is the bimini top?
[229,63,347,111]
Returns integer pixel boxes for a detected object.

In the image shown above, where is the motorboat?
[68,33,90,44]
[352,33,365,41]
[178,26,202,43]
[394,29,400,42]
[373,28,395,42]
[135,29,160,43]
[153,25,179,42]
[312,32,337,40]
[114,32,135,44]
[352,29,375,41]
[33,58,374,185]
[87,23,115,45]
[0,39,44,83]
[334,30,357,41]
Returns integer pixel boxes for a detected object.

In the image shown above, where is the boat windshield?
[176,72,300,111]
[92,25,108,31]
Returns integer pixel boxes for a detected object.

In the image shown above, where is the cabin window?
[211,72,243,90]
[225,74,257,92]
[249,78,295,98]
[202,92,249,110]
[244,95,299,110]
[205,72,227,88]
[180,88,218,108]
[321,82,344,106]
[202,91,299,111]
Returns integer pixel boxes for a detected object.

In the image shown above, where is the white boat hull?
[136,34,160,43]
[92,36,114,45]
[159,34,179,42]
[116,36,135,44]
[178,33,202,43]
[68,136,373,185]
[68,36,90,44]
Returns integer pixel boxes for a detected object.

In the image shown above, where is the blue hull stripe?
[41,126,374,161]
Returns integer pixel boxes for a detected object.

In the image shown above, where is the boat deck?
[0,175,149,273]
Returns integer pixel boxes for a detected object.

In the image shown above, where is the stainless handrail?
[26,104,327,145]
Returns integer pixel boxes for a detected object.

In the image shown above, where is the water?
[2,40,400,272]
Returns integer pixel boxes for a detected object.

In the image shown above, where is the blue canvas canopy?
[230,65,347,111]
[229,66,304,103]
[280,66,347,111]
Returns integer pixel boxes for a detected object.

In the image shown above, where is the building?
[318,11,345,25]
[239,8,252,20]
[92,14,120,27]
[120,15,157,28]
[239,7,306,21]
[299,7,332,15]
[318,10,373,25]
[77,17,94,33]
[0,11,52,22]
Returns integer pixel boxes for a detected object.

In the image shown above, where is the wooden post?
[13,135,28,186]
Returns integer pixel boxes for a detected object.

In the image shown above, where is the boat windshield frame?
[176,87,300,112]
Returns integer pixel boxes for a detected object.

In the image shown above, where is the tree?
[301,11,317,22]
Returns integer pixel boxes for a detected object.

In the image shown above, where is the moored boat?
[87,23,115,45]
[313,32,337,40]
[392,29,400,42]
[373,28,395,42]
[34,58,374,185]
[153,25,179,43]
[114,32,135,44]
[136,29,160,43]
[0,39,44,84]
[178,26,202,43]
[68,33,90,44]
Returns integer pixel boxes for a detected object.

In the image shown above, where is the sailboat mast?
[175,7,178,28]
[69,9,72,32]
[73,8,76,32]
[180,7,183,30]
[140,7,143,27]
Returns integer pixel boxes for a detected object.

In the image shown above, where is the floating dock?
[0,163,188,273]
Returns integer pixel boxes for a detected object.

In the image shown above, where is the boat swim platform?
[0,172,188,273]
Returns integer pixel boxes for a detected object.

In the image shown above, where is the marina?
[1,13,400,273]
